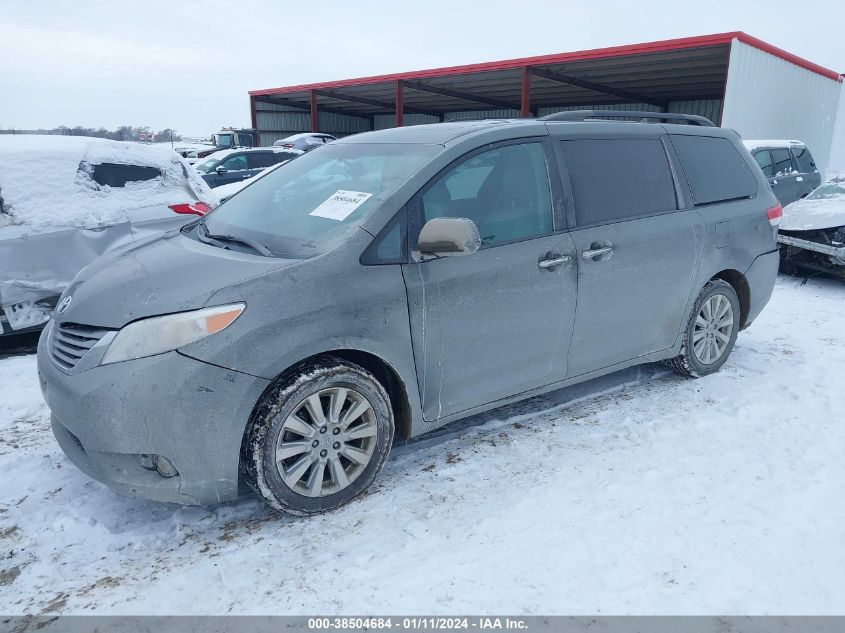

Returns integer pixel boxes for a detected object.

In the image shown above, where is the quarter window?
[792,146,817,173]
[671,135,758,206]
[559,138,677,226]
[420,142,553,247]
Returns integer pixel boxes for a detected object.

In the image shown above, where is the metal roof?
[250,32,840,122]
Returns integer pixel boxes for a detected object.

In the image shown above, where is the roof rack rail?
[538,109,715,127]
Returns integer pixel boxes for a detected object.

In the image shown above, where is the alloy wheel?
[275,387,378,497]
[692,293,734,365]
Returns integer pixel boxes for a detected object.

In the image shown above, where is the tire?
[242,357,394,515]
[667,280,740,378]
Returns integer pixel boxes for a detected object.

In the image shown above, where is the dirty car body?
[37,117,780,511]
[0,136,217,336]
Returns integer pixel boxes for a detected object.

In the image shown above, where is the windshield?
[807,181,845,200]
[202,143,441,258]
[213,133,235,149]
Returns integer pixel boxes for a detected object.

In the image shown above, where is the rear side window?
[86,162,161,188]
[753,150,774,177]
[671,135,757,206]
[792,146,817,173]
[771,148,795,176]
[273,151,300,165]
[247,152,277,169]
[559,138,677,226]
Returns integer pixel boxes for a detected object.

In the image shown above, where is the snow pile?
[1,276,844,614]
[0,135,214,230]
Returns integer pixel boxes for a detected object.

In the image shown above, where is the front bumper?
[37,326,269,505]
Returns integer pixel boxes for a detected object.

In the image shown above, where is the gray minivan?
[37,112,781,515]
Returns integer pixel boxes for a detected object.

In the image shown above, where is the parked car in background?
[777,177,845,277]
[744,140,821,206]
[273,133,337,151]
[195,147,302,188]
[0,135,216,338]
[211,161,287,203]
[186,128,261,164]
[38,112,780,515]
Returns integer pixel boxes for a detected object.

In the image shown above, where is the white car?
[272,132,336,151]
[778,179,845,277]
[0,135,217,337]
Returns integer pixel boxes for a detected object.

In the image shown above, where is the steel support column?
[310,90,319,132]
[395,80,404,127]
[520,67,531,118]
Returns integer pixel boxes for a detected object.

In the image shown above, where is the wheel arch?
[710,269,750,330]
[251,348,413,444]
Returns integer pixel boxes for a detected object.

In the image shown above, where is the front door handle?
[538,254,572,270]
[582,246,613,261]
[796,176,804,182]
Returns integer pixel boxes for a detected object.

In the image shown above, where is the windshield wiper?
[196,220,273,257]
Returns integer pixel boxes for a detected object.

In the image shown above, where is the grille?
[49,322,112,370]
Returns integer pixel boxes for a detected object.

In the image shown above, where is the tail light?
[281,143,294,148]
[169,201,210,216]
[766,203,783,226]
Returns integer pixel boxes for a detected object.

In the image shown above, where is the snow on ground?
[1,275,844,615]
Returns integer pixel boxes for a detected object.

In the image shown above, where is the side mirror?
[215,165,228,174]
[418,217,481,258]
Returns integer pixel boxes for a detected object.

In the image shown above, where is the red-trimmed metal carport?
[248,32,842,157]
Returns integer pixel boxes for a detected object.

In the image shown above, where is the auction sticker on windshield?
[309,190,373,221]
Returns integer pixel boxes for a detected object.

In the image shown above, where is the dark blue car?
[195,147,302,188]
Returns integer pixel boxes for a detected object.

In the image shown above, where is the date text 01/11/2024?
[308,617,529,630]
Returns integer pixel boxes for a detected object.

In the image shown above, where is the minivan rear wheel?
[668,280,740,378]
[242,357,394,515]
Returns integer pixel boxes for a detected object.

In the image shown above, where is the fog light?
[139,454,155,470]
[153,455,179,478]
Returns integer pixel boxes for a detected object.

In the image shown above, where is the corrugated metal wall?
[537,103,661,116]
[255,101,370,146]
[722,39,842,176]
[667,99,723,124]
[826,83,845,178]
[373,113,439,130]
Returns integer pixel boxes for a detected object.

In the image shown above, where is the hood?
[56,229,299,329]
[781,197,845,231]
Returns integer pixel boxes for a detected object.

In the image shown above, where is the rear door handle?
[582,246,613,261]
[538,254,572,270]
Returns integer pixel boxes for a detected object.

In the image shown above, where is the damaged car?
[0,135,217,337]
[778,178,845,277]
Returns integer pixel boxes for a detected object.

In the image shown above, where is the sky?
[1,0,844,138]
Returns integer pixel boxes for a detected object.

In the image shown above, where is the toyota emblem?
[56,296,73,315]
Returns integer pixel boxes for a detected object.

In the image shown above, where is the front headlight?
[100,303,245,365]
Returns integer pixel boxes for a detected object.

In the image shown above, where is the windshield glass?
[213,133,235,149]
[807,181,845,200]
[203,143,441,258]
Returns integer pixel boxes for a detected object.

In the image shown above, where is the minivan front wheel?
[668,280,740,378]
[243,358,394,515]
